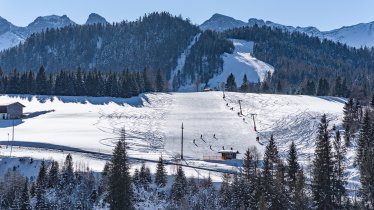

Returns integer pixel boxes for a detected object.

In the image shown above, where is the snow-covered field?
[0,92,349,184]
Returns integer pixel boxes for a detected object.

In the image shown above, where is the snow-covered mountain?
[85,13,108,25]
[201,13,374,48]
[0,14,107,51]
[199,14,247,32]
[27,15,76,34]
[0,17,26,51]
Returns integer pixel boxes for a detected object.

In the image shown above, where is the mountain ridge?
[0,13,108,51]
[201,13,374,48]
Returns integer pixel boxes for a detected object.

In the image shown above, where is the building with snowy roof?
[0,102,25,119]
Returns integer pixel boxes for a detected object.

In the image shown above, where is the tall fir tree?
[171,166,187,202]
[287,141,300,193]
[332,130,347,208]
[357,110,374,208]
[155,156,167,187]
[226,73,237,92]
[312,114,334,209]
[20,178,31,210]
[108,129,134,210]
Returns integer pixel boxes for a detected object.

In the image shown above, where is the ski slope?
[208,39,274,88]
[0,92,350,183]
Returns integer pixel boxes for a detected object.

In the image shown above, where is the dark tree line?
[0,66,166,98]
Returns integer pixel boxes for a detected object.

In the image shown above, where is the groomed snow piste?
[0,92,350,183]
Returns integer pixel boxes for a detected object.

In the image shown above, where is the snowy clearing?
[0,92,350,184]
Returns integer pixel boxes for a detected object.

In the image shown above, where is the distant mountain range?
[200,13,374,48]
[0,13,108,51]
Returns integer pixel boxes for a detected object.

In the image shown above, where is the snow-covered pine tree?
[20,178,31,210]
[343,98,354,146]
[61,153,75,186]
[155,156,167,187]
[171,166,187,202]
[293,168,309,210]
[312,114,334,209]
[332,130,347,208]
[35,161,48,209]
[357,110,374,208]
[139,163,149,188]
[48,160,59,188]
[287,141,300,193]
[36,160,48,190]
[107,129,134,210]
[243,148,254,181]
[219,173,231,208]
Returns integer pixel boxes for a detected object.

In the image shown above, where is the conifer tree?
[108,129,134,210]
[262,134,283,209]
[219,173,231,208]
[20,178,31,210]
[332,130,347,208]
[171,166,187,202]
[293,168,309,210]
[61,153,74,186]
[226,73,237,92]
[139,163,149,187]
[287,141,300,193]
[343,98,354,146]
[48,161,59,188]
[155,69,164,92]
[357,110,374,208]
[36,160,48,191]
[155,156,167,187]
[35,66,48,95]
[312,114,334,209]
[240,74,249,92]
[243,148,254,181]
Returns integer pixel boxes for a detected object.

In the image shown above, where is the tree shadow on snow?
[2,94,147,107]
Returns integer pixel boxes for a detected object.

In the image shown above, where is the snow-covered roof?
[0,102,25,107]
[218,150,239,154]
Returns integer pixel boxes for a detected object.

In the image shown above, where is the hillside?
[0,92,353,185]
[0,12,200,75]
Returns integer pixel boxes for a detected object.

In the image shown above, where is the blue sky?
[1,0,374,31]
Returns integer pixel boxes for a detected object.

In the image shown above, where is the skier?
[213,134,216,139]
[193,139,197,146]
[210,145,213,150]
[200,134,203,139]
